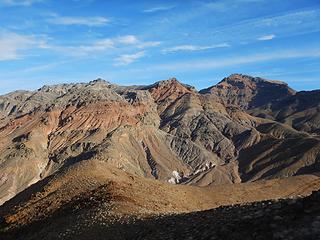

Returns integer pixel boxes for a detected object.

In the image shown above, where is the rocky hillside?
[64,190,317,240]
[0,160,319,239]
[0,75,319,207]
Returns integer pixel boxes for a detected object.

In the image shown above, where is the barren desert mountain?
[200,74,296,109]
[0,74,319,239]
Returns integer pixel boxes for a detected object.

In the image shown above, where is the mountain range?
[0,74,319,239]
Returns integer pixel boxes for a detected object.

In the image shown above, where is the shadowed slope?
[249,90,320,134]
[0,159,319,240]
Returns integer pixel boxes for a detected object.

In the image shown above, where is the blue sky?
[0,0,319,94]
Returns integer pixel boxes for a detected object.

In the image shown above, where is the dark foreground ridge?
[2,191,319,240]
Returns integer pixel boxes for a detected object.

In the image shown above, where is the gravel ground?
[82,190,320,240]
[2,191,319,240]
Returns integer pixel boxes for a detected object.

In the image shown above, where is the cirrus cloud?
[0,31,45,61]
[143,5,176,13]
[116,35,138,44]
[258,34,276,41]
[0,0,43,6]
[162,43,230,54]
[114,51,145,66]
[48,15,110,26]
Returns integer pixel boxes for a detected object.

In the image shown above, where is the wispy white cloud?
[48,15,109,26]
[143,5,176,13]
[41,38,114,56]
[137,41,161,48]
[42,35,160,57]
[0,31,45,61]
[257,34,275,41]
[76,39,114,53]
[145,48,320,72]
[114,35,160,48]
[205,0,266,11]
[116,35,138,44]
[154,6,320,45]
[114,51,145,66]
[0,0,42,6]
[201,8,320,44]
[14,60,70,74]
[162,43,230,53]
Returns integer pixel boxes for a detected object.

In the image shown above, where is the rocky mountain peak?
[88,78,111,86]
[148,77,188,88]
[143,78,196,102]
[200,74,296,109]
[225,73,290,87]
